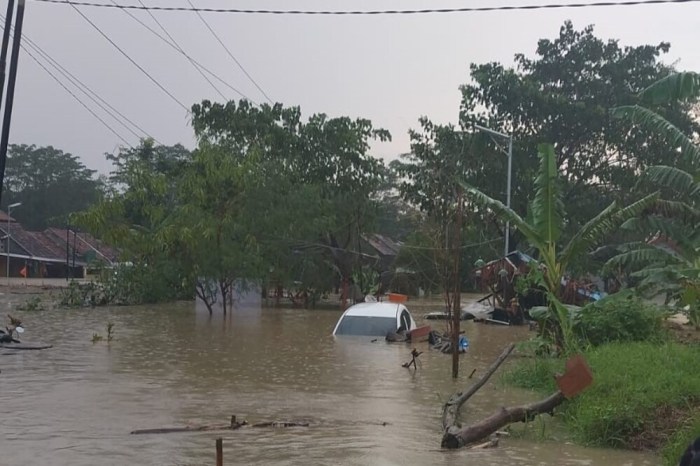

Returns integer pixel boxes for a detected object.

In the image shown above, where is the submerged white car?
[332,302,417,337]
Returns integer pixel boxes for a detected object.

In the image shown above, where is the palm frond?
[640,198,700,225]
[532,143,564,245]
[604,244,680,272]
[460,180,543,250]
[559,200,618,269]
[644,166,700,200]
[611,105,700,165]
[639,72,700,105]
[621,216,697,253]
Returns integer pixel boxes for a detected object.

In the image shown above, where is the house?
[0,211,118,278]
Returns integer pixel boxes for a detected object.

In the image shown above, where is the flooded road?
[1,296,657,465]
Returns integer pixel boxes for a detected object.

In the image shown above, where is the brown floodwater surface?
[0,296,658,465]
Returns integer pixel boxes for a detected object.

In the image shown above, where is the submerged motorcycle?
[0,314,51,349]
[0,314,24,344]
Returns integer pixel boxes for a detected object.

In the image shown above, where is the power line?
[127,0,227,101]
[105,0,252,102]
[0,16,145,145]
[3,18,156,143]
[32,0,700,14]
[21,45,133,146]
[185,0,273,104]
[67,2,189,111]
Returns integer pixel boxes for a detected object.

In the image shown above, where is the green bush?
[59,262,191,308]
[99,263,190,305]
[575,294,669,346]
[17,296,46,311]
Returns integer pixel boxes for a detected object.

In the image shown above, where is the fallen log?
[130,415,308,435]
[131,416,247,435]
[441,391,566,449]
[251,421,309,428]
[440,347,593,449]
[442,343,515,431]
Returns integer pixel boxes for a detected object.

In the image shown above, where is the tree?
[463,143,659,350]
[606,72,700,327]
[106,139,191,187]
[3,144,103,230]
[459,21,699,246]
[191,100,390,305]
[76,141,194,304]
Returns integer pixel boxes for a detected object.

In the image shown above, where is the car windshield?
[335,315,397,336]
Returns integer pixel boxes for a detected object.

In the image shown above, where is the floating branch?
[131,415,308,435]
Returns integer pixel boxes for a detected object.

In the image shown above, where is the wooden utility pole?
[0,0,25,207]
[0,0,16,98]
[451,188,463,378]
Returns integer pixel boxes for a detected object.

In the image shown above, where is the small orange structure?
[555,354,593,398]
[387,293,408,303]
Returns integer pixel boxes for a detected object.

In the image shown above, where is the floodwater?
[0,295,658,465]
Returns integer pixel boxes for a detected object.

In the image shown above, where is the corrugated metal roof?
[363,234,401,257]
[0,210,18,223]
[0,223,118,265]
[0,224,57,259]
[44,228,119,263]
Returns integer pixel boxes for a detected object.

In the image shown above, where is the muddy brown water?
[1,295,658,465]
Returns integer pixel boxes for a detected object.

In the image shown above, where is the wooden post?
[215,437,223,466]
[451,188,463,378]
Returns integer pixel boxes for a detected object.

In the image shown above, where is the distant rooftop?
[0,210,18,223]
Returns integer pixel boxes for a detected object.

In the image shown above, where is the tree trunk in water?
[442,343,515,431]
[195,283,214,315]
[441,391,566,449]
[441,343,576,449]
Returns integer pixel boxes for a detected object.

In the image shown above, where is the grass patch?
[661,414,700,466]
[503,342,700,455]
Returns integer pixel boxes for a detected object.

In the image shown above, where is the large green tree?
[76,141,194,304]
[3,144,103,230]
[460,21,699,246]
[191,100,390,303]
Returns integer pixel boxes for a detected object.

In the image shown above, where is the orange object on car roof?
[387,293,408,303]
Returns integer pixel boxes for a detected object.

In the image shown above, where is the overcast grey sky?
[8,0,700,174]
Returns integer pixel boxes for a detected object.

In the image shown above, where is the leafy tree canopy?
[3,144,103,230]
[460,21,699,236]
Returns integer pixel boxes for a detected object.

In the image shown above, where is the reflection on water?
[0,297,657,465]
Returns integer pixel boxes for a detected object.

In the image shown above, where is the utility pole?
[451,188,463,379]
[473,124,514,257]
[0,0,16,99]
[0,0,26,207]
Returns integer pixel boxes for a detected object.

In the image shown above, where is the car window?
[335,316,397,336]
[400,310,411,331]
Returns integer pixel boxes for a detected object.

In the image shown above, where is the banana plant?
[462,143,659,350]
[612,72,700,166]
[609,71,700,327]
[612,72,700,207]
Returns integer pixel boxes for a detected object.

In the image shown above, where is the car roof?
[342,302,408,318]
